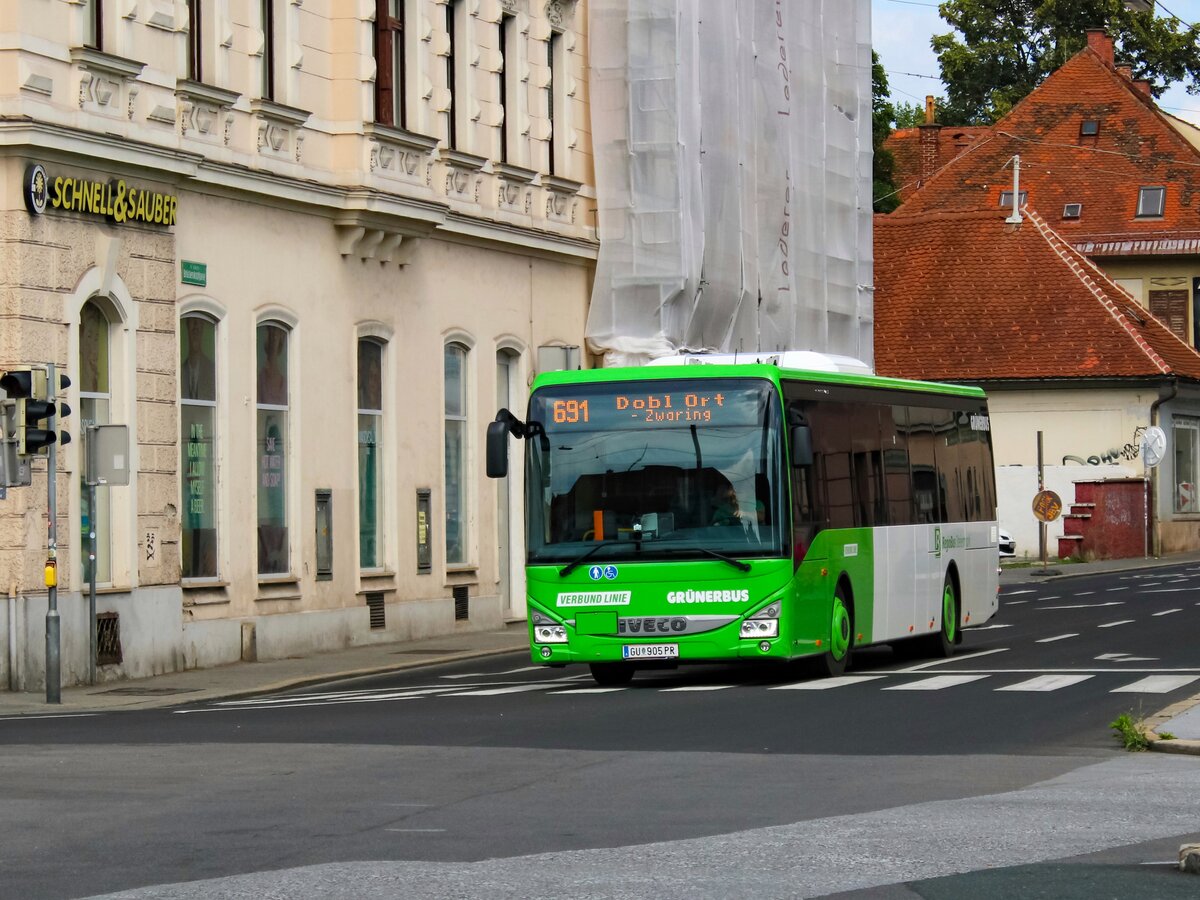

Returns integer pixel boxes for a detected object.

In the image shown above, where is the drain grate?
[365,592,386,630]
[453,585,469,621]
[96,612,122,666]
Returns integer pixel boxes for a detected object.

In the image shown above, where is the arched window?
[180,313,218,579]
[358,339,384,569]
[444,342,468,565]
[79,299,112,584]
[256,322,290,575]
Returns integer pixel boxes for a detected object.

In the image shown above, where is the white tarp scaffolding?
[585,0,874,368]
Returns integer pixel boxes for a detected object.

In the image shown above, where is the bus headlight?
[740,619,778,638]
[533,624,568,644]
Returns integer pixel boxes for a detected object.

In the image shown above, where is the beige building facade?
[0,0,596,691]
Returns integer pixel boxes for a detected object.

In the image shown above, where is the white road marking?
[1098,620,1135,628]
[1074,591,1096,596]
[884,674,988,691]
[1152,608,1182,616]
[659,685,736,692]
[556,687,627,694]
[1036,633,1078,643]
[1005,590,1037,596]
[1111,675,1199,694]
[447,684,561,696]
[1143,589,1189,594]
[1005,600,1028,605]
[1095,653,1158,662]
[770,675,887,690]
[1038,596,1061,601]
[970,624,1012,631]
[996,674,1093,692]
[895,648,1009,672]
[1040,601,1124,610]
[1106,587,1129,592]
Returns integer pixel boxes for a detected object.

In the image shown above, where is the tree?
[933,0,1200,124]
[872,51,901,213]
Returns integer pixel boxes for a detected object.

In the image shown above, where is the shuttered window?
[1150,290,1188,342]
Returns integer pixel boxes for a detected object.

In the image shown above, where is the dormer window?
[1137,186,1166,217]
[1063,202,1082,219]
[1080,119,1100,137]
[999,190,1027,208]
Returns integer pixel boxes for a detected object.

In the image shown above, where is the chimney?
[918,95,942,183]
[1117,65,1132,80]
[1086,28,1114,66]
[1133,79,1152,97]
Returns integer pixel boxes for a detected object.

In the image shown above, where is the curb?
[1149,739,1200,757]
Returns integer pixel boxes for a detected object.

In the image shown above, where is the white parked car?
[998,528,1015,558]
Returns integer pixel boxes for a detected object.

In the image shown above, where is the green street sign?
[181,260,207,287]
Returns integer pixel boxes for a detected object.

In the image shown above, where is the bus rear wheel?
[590,662,635,686]
[816,584,853,677]
[922,575,958,658]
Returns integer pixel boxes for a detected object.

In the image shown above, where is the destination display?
[531,380,770,430]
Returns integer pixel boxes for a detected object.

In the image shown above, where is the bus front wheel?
[816,584,853,678]
[590,662,635,686]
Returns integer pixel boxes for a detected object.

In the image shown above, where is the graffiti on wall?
[1062,427,1146,467]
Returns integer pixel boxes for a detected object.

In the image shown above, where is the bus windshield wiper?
[558,540,625,577]
[656,545,752,572]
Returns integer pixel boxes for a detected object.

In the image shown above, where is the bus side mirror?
[486,420,509,478]
[790,425,813,467]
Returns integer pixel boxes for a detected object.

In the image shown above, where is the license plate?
[622,643,679,660]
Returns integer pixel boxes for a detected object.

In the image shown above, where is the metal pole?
[45,363,60,704]
[1037,431,1047,571]
[87,425,97,686]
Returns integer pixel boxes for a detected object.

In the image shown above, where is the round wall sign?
[1032,489,1063,523]
[23,163,48,215]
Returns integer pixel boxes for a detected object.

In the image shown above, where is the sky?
[871,0,1200,128]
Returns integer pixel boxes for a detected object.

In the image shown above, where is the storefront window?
[444,342,468,565]
[80,300,112,585]
[257,322,289,574]
[1174,417,1199,513]
[358,339,384,569]
[181,314,218,578]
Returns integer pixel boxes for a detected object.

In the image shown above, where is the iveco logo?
[618,617,688,635]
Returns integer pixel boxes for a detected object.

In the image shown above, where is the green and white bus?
[486,351,999,686]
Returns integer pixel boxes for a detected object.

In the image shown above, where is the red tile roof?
[891,43,1200,248]
[884,126,989,204]
[873,206,1200,382]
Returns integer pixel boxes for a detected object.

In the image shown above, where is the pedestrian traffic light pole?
[45,362,60,704]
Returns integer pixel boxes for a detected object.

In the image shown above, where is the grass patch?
[1110,712,1155,751]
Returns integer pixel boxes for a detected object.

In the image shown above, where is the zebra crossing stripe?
[1110,675,1199,694]
[660,685,736,692]
[883,674,988,691]
[770,675,887,690]
[996,674,1093,692]
[447,683,562,696]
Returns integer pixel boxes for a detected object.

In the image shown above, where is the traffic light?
[50,371,71,450]
[0,368,70,457]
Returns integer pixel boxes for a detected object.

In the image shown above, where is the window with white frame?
[1174,417,1199,514]
[82,0,102,49]
[358,339,384,569]
[180,314,219,579]
[261,0,277,100]
[444,342,469,565]
[79,299,113,585]
[374,0,406,127]
[187,0,202,81]
[547,30,561,174]
[446,0,462,148]
[1137,186,1166,218]
[256,322,290,574]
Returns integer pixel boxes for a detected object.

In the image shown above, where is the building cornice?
[0,119,598,262]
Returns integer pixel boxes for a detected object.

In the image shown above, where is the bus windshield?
[525,379,786,565]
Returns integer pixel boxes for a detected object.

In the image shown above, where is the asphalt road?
[2,564,1199,899]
